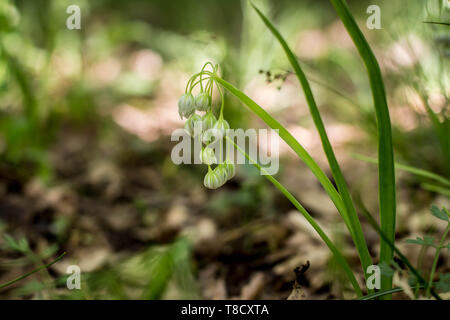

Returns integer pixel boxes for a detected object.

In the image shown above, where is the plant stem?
[216,81,225,117]
[358,285,424,300]
[361,208,442,300]
[0,252,67,290]
[427,222,450,297]
[352,153,450,187]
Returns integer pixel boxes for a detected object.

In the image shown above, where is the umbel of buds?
[177,62,236,189]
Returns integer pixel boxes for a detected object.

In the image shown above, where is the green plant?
[176,0,400,298]
[251,2,373,292]
[0,252,66,291]
[328,0,396,296]
[179,61,363,295]
[355,203,448,300]
[407,206,450,298]
[0,234,66,294]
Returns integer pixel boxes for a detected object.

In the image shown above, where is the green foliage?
[1,236,197,299]
[0,237,66,291]
[175,0,401,297]
[359,205,442,299]
[3,234,30,253]
[1,0,447,301]
[359,205,450,299]
[251,2,373,291]
[329,0,397,295]
[435,274,450,292]
[405,236,437,248]
[141,238,196,300]
[431,205,450,221]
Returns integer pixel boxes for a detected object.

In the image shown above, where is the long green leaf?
[353,153,450,187]
[251,4,373,288]
[226,136,362,296]
[358,285,424,300]
[213,77,349,227]
[421,183,450,197]
[330,0,396,295]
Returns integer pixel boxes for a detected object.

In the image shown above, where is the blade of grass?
[251,4,373,288]
[352,153,450,187]
[330,0,396,295]
[358,285,424,300]
[422,21,450,26]
[421,183,450,197]
[0,252,67,290]
[213,77,350,230]
[226,136,362,296]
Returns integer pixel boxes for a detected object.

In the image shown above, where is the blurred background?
[0,0,448,299]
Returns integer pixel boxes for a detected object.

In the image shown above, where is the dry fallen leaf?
[287,262,310,300]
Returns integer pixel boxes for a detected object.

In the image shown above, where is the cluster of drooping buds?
[178,62,235,189]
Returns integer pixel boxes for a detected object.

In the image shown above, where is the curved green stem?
[213,76,349,228]
[190,77,211,91]
[187,71,209,92]
[0,252,67,290]
[217,82,225,117]
[200,62,218,92]
[353,153,450,187]
[427,220,450,297]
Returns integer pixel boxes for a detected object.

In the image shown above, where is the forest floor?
[0,118,449,300]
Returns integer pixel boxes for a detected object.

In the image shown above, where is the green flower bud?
[201,128,215,145]
[184,114,202,137]
[178,93,195,119]
[201,128,225,145]
[202,111,216,132]
[212,117,230,137]
[195,92,211,111]
[203,167,225,190]
[215,164,228,182]
[225,159,235,180]
[200,147,217,165]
